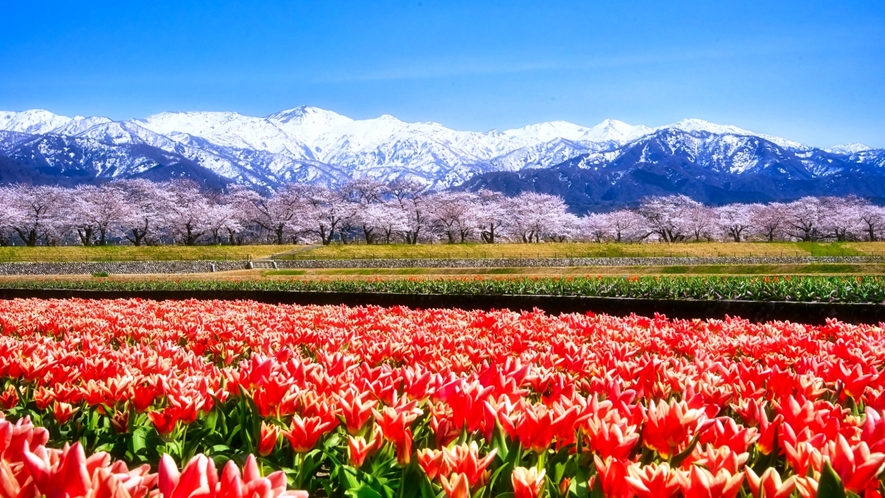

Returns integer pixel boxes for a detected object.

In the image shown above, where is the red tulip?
[282,414,335,453]
[679,466,744,498]
[593,456,633,498]
[0,387,17,410]
[22,441,90,498]
[53,402,78,425]
[582,413,640,460]
[745,467,797,498]
[336,388,377,435]
[823,434,885,494]
[511,466,546,498]
[624,462,681,498]
[417,448,445,480]
[258,421,280,457]
[642,399,708,459]
[148,409,179,436]
[691,444,749,476]
[111,409,130,434]
[158,454,217,498]
[441,441,497,487]
[440,472,470,498]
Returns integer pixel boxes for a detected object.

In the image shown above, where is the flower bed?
[2,298,885,496]
[3,274,885,303]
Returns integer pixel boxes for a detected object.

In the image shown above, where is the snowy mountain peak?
[267,106,353,143]
[267,105,351,124]
[661,118,806,150]
[586,119,652,143]
[826,143,872,155]
[53,116,114,136]
[0,109,73,135]
[503,121,591,143]
[664,118,752,137]
[136,111,301,155]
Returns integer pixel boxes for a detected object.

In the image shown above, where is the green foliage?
[3,275,885,303]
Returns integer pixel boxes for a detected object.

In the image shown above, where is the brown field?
[0,245,298,263]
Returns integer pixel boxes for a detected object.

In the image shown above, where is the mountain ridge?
[0,106,883,209]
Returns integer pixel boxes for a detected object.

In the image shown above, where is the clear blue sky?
[1,1,883,147]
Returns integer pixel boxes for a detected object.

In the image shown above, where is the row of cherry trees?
[1,179,884,246]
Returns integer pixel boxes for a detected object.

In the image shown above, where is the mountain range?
[1,106,883,210]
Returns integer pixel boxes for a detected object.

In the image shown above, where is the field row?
[2,274,885,303]
[1,299,885,496]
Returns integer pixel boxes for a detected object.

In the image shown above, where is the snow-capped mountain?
[460,127,885,211]
[0,110,76,135]
[659,118,806,150]
[0,106,882,201]
[826,143,872,155]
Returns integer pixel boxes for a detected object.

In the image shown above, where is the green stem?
[398,464,408,498]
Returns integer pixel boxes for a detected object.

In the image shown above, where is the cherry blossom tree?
[820,196,864,241]
[683,204,717,242]
[204,202,243,245]
[638,195,698,243]
[581,210,647,243]
[163,180,215,245]
[367,202,410,244]
[63,183,130,246]
[749,203,788,242]
[230,183,305,245]
[339,179,389,243]
[716,204,753,242]
[388,178,430,244]
[475,190,507,244]
[0,187,20,246]
[582,213,610,243]
[505,192,575,243]
[429,191,481,243]
[301,186,358,245]
[785,197,825,241]
[117,179,175,246]
[859,203,885,242]
[2,184,66,246]
[609,209,648,243]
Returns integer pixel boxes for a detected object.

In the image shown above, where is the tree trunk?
[77,227,95,246]
[14,228,38,247]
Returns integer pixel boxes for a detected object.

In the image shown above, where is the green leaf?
[589,471,605,498]
[490,421,510,461]
[338,464,360,490]
[346,485,384,498]
[488,461,513,490]
[669,432,701,468]
[130,427,147,456]
[818,460,847,498]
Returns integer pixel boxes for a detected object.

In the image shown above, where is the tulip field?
[2,298,885,497]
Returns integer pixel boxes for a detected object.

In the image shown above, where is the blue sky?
[1,1,883,147]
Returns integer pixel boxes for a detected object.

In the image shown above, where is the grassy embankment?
[275,241,884,259]
[0,241,883,262]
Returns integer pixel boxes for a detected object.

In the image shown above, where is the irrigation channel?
[0,288,883,325]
